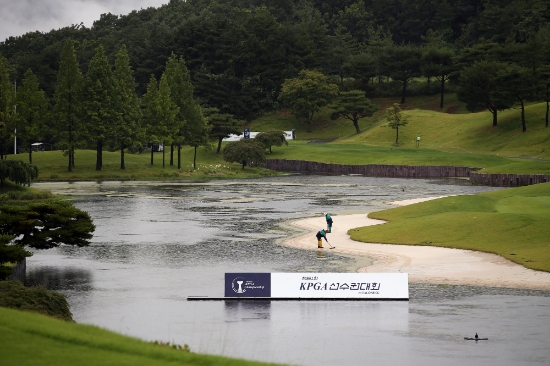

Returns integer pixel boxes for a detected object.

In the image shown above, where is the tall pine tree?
[0,55,15,159]
[142,75,159,166]
[53,39,83,172]
[16,69,49,164]
[82,45,117,171]
[156,73,179,168]
[113,45,142,170]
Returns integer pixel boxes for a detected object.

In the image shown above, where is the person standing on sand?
[316,229,328,248]
[324,213,333,233]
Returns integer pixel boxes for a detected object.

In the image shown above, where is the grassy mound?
[349,182,550,272]
[0,307,279,366]
[0,281,72,321]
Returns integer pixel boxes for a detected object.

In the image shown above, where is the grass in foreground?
[349,182,550,272]
[0,306,280,366]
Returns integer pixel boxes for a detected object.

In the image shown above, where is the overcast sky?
[0,0,169,42]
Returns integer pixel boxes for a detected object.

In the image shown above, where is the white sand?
[283,197,550,291]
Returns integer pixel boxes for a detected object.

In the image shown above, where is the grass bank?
[349,182,550,272]
[0,307,279,366]
[8,148,277,182]
[0,280,72,321]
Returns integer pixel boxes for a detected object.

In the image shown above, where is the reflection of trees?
[224,301,271,321]
[26,267,93,292]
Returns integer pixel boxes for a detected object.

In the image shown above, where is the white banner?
[271,273,408,299]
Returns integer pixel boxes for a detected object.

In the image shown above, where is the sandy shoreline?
[282,197,550,291]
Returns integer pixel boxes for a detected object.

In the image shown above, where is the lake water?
[27,176,550,365]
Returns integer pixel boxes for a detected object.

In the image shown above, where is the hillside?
[250,97,550,174]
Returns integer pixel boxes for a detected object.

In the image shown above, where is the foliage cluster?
[0,159,38,186]
[0,280,73,321]
[0,183,95,279]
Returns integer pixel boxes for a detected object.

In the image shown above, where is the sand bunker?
[283,197,550,291]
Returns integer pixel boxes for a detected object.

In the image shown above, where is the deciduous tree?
[223,138,266,169]
[278,70,338,132]
[255,130,288,153]
[385,103,408,145]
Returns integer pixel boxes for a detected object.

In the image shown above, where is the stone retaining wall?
[265,159,479,178]
[469,173,550,187]
[265,159,549,187]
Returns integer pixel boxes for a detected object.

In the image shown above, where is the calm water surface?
[27,176,550,366]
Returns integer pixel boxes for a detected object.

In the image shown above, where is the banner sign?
[225,273,408,300]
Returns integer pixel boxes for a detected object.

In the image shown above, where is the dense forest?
[1,0,550,165]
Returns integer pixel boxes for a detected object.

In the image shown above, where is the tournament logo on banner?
[225,273,271,297]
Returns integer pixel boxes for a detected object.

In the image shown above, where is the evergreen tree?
[183,104,209,170]
[82,45,117,171]
[164,53,194,168]
[495,63,537,132]
[0,234,31,280]
[422,47,456,109]
[0,55,15,159]
[53,39,83,172]
[113,45,142,169]
[142,75,159,165]
[204,107,244,154]
[457,61,515,127]
[378,44,423,104]
[329,90,378,134]
[156,73,179,168]
[16,69,49,164]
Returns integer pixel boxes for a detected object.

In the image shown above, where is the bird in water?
[475,333,479,340]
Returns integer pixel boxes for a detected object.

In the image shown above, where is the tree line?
[1,0,550,164]
[1,0,549,119]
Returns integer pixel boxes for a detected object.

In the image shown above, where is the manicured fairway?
[349,182,550,272]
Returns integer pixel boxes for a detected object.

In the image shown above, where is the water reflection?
[26,266,93,292]
[27,176,550,365]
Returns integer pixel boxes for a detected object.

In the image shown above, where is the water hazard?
[27,176,550,365]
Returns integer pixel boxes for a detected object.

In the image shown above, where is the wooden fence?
[264,159,550,187]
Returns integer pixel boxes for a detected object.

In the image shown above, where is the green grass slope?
[344,102,550,158]
[0,307,280,366]
[250,96,550,173]
[349,182,550,272]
